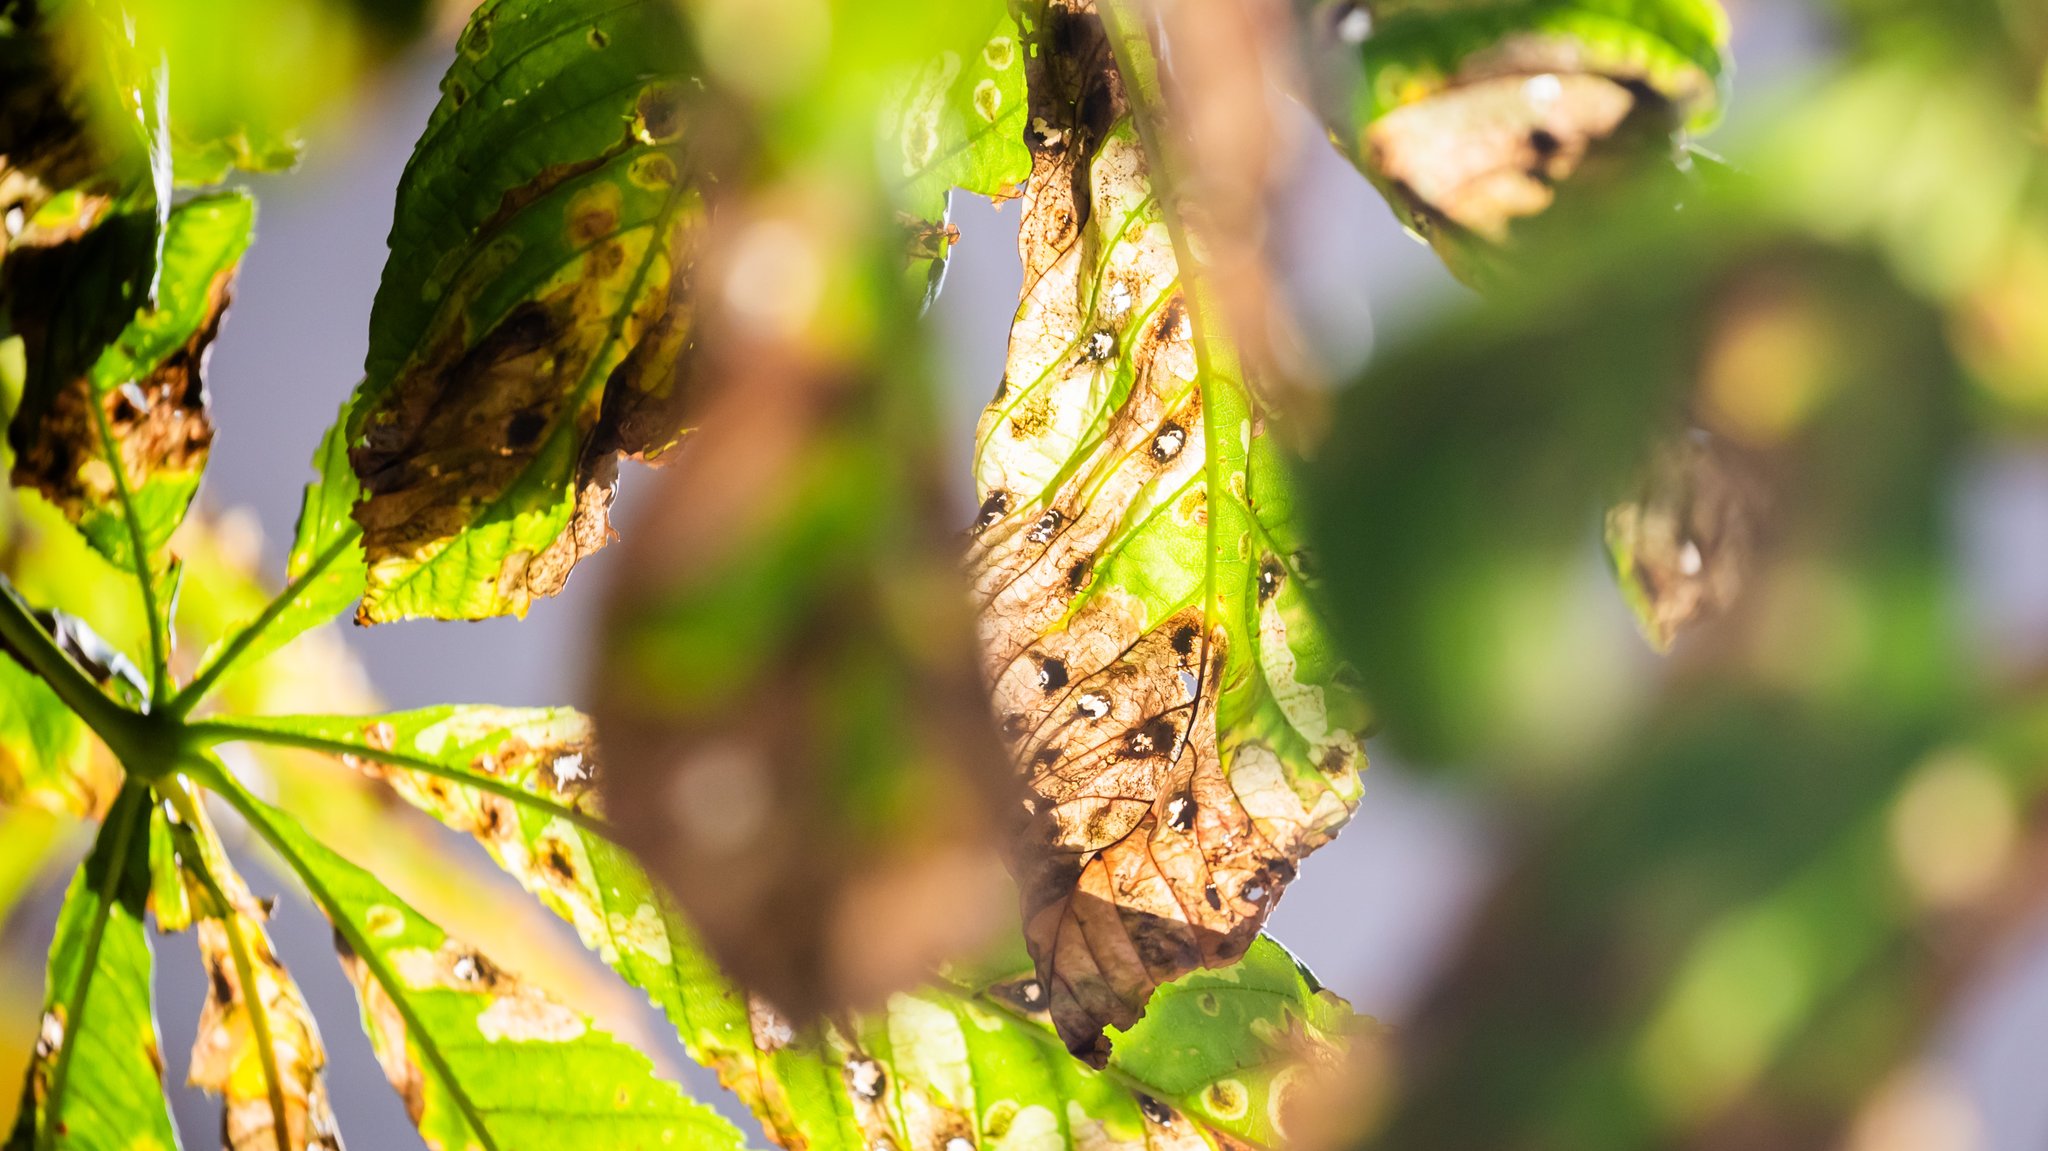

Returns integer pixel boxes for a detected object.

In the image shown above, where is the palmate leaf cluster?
[2,0,2044,1148]
[0,0,1401,1146]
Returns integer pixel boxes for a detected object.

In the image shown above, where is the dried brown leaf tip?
[593,189,1014,1023]
[973,1,1367,1062]
[160,785,345,1151]
[192,915,345,1151]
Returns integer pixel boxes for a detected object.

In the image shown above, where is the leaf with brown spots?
[884,3,1033,305]
[209,770,748,1151]
[346,0,708,623]
[7,193,251,691]
[212,709,1373,1151]
[157,785,344,1151]
[1298,0,1729,272]
[972,1,1369,1061]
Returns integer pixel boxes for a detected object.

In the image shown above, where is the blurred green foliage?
[1296,2,2048,1147]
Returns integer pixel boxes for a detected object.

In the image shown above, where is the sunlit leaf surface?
[885,4,1032,302]
[347,0,705,623]
[221,779,748,1151]
[230,709,1371,1150]
[182,405,366,714]
[969,0,1367,1060]
[5,785,178,1151]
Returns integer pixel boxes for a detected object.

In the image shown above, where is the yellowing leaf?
[210,709,1377,1151]
[211,773,748,1151]
[970,1,1368,1061]
[161,786,344,1151]
[0,642,101,817]
[348,0,706,623]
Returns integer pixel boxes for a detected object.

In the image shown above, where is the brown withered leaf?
[1366,68,1678,244]
[192,915,345,1151]
[1605,431,1761,653]
[592,183,1015,1023]
[970,1,1367,1062]
[160,783,345,1151]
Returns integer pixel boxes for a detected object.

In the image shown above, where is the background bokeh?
[6,0,2048,1146]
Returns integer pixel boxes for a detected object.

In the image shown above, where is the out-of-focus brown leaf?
[973,0,1367,1062]
[1605,432,1761,653]
[1296,0,1729,280]
[1141,0,1321,412]
[593,173,1015,1021]
[1368,69,1679,244]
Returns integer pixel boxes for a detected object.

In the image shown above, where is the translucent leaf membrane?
[5,785,179,1151]
[189,913,343,1151]
[1297,0,1729,270]
[969,0,1367,1061]
[0,0,169,257]
[221,707,1373,1150]
[884,6,1032,302]
[347,0,706,623]
[219,778,748,1151]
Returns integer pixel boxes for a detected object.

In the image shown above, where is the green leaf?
[968,3,1368,1058]
[211,770,747,1151]
[207,709,1370,1151]
[347,0,705,623]
[1298,0,1729,268]
[1104,939,1360,1147]
[883,4,1032,301]
[174,403,365,717]
[9,191,254,693]
[6,784,179,1151]
[0,645,98,817]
